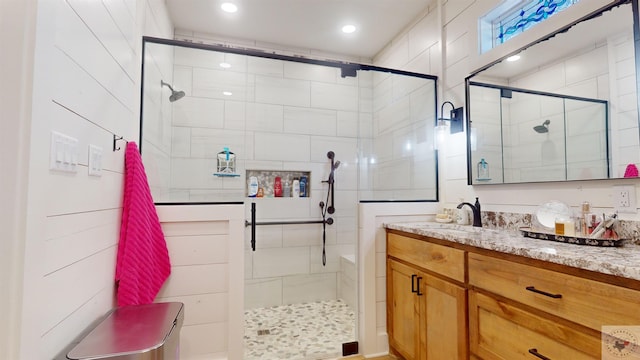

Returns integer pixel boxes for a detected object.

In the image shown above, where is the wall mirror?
[466,0,638,184]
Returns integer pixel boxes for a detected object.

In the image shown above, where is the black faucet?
[457,197,482,227]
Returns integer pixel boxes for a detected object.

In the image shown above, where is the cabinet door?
[388,259,423,360]
[424,274,468,360]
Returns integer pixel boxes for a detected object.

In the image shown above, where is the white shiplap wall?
[156,205,244,360]
[18,0,173,358]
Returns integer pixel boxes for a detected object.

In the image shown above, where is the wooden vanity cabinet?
[387,229,640,360]
[468,252,640,360]
[386,233,468,360]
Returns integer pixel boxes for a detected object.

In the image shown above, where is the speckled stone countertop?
[385,222,640,282]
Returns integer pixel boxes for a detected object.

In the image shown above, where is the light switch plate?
[88,144,103,176]
[50,131,79,173]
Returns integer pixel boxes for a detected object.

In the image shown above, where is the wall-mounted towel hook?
[113,135,127,151]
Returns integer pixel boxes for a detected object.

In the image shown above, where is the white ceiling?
[165,0,433,59]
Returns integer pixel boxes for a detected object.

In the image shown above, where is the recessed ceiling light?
[223,91,233,96]
[341,24,356,34]
[220,62,231,68]
[506,55,521,62]
[221,2,238,13]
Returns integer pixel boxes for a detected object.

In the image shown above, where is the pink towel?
[115,142,171,306]
[624,164,639,178]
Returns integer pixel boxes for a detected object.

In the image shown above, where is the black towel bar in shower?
[246,202,333,251]
[245,219,331,226]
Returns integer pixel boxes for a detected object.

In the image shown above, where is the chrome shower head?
[161,80,186,102]
[333,160,341,170]
[534,119,551,133]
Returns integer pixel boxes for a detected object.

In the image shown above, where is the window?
[480,0,580,53]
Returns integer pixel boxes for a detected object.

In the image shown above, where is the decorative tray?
[519,227,624,247]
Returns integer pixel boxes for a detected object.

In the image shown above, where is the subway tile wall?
[166,45,366,308]
[146,43,438,310]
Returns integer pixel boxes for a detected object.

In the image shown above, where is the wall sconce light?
[437,101,464,134]
[434,101,464,150]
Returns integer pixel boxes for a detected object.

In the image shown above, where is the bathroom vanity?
[385,223,640,360]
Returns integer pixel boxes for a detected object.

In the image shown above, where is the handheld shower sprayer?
[161,80,186,102]
[319,151,340,266]
[324,151,340,214]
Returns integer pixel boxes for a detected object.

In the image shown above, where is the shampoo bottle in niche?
[274,176,282,197]
[477,158,490,180]
[299,176,307,197]
[283,180,291,197]
[248,176,259,197]
[292,178,300,197]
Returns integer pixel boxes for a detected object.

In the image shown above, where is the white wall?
[15,0,173,358]
[0,1,37,359]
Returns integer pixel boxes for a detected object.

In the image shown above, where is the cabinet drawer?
[388,233,465,282]
[469,291,600,359]
[469,253,640,332]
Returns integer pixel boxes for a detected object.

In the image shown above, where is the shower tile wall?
[168,46,368,309]
[141,42,175,199]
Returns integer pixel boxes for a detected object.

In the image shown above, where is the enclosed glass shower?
[140,37,437,359]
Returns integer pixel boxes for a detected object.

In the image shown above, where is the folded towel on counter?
[115,141,171,306]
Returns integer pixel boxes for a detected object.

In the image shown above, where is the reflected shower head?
[161,80,186,102]
[534,119,551,133]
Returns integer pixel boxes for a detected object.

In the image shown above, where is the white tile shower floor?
[243,299,356,360]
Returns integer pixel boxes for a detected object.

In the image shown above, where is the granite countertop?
[385,222,640,282]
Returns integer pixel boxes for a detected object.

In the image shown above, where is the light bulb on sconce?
[434,101,464,150]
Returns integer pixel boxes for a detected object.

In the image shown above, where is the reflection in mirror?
[469,83,609,183]
[466,1,638,184]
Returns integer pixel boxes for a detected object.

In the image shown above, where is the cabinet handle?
[416,276,423,296]
[526,286,562,299]
[528,348,551,360]
[411,274,417,293]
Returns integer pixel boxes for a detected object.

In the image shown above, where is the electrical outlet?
[613,185,637,214]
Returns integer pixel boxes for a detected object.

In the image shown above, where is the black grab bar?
[246,202,333,251]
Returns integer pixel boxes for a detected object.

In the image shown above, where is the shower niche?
[246,170,310,198]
